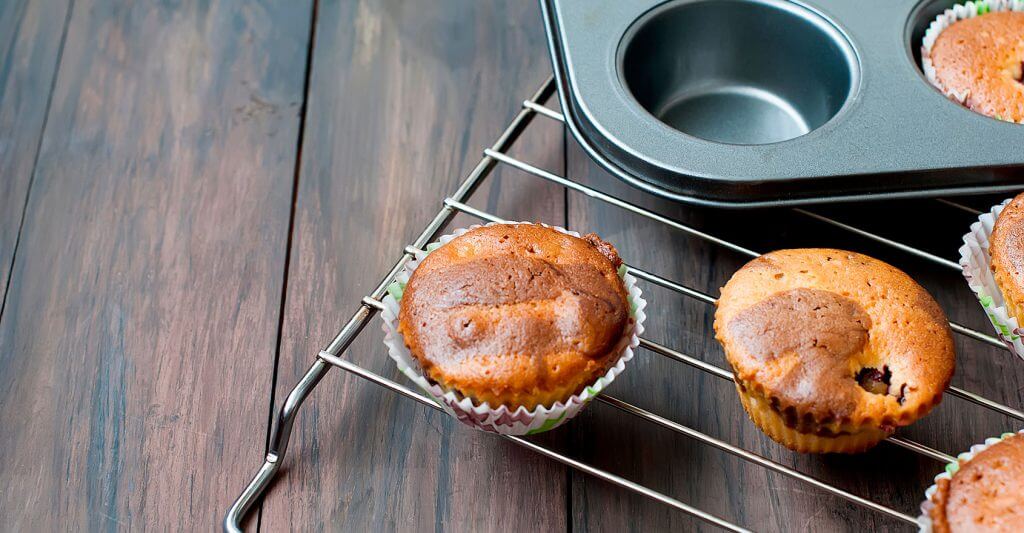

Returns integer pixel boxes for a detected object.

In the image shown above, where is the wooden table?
[1,1,1021,531]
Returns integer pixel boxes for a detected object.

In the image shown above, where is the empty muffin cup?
[619,0,858,145]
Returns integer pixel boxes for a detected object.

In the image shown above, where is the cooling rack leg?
[223,459,280,533]
[224,359,331,532]
[225,304,377,532]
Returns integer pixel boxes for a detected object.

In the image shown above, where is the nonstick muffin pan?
[540,0,1024,207]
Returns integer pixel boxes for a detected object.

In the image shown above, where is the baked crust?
[990,192,1024,321]
[714,249,955,432]
[929,434,1024,533]
[397,224,629,409]
[930,11,1024,122]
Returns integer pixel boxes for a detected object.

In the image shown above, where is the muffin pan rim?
[544,0,1024,206]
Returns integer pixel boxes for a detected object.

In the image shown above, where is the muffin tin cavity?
[620,0,857,145]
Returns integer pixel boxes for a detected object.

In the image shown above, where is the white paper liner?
[380,222,648,435]
[917,429,1024,532]
[920,0,1024,124]
[958,198,1024,358]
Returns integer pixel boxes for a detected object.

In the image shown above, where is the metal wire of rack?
[224,77,1023,532]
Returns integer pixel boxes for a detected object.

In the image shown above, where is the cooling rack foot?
[224,359,332,532]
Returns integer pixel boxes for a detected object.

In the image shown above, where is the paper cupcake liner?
[920,0,1024,124]
[380,221,648,435]
[736,384,890,454]
[917,429,1024,532]
[958,198,1024,359]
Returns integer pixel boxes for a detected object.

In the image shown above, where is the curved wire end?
[224,458,280,533]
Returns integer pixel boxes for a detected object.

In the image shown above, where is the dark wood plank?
[0,0,71,314]
[0,1,312,529]
[259,1,567,531]
[565,140,1024,531]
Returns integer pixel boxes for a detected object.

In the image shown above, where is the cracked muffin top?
[714,249,956,428]
[397,224,630,409]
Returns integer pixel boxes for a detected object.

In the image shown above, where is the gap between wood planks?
[255,1,320,532]
[0,0,75,330]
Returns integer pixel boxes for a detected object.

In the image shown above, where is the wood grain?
[0,0,71,314]
[0,0,312,529]
[257,1,568,531]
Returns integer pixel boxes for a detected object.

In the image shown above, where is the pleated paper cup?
[920,0,1024,123]
[380,222,647,435]
[917,429,1024,532]
[959,198,1024,359]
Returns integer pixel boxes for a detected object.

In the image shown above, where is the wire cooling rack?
[224,78,1024,532]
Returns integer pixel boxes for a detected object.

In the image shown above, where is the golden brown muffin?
[990,192,1024,322]
[930,11,1024,122]
[398,224,630,410]
[714,249,956,453]
[928,433,1024,533]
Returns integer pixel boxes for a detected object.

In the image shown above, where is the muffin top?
[714,249,955,427]
[990,192,1024,302]
[397,224,629,407]
[930,433,1024,533]
[929,11,1024,123]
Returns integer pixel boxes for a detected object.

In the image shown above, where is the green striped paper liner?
[959,198,1024,359]
[917,429,1024,532]
[920,0,1024,124]
[380,221,647,436]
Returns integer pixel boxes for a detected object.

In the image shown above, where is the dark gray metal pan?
[541,0,1024,207]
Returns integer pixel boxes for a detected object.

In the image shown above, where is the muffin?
[989,192,1024,323]
[921,431,1024,532]
[926,9,1024,122]
[396,223,632,410]
[714,249,956,453]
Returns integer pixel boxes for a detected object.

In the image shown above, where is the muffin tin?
[541,0,1024,207]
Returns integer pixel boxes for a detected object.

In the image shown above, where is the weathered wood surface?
[0,0,71,314]
[1,1,1022,531]
[258,1,567,531]
[0,0,312,529]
